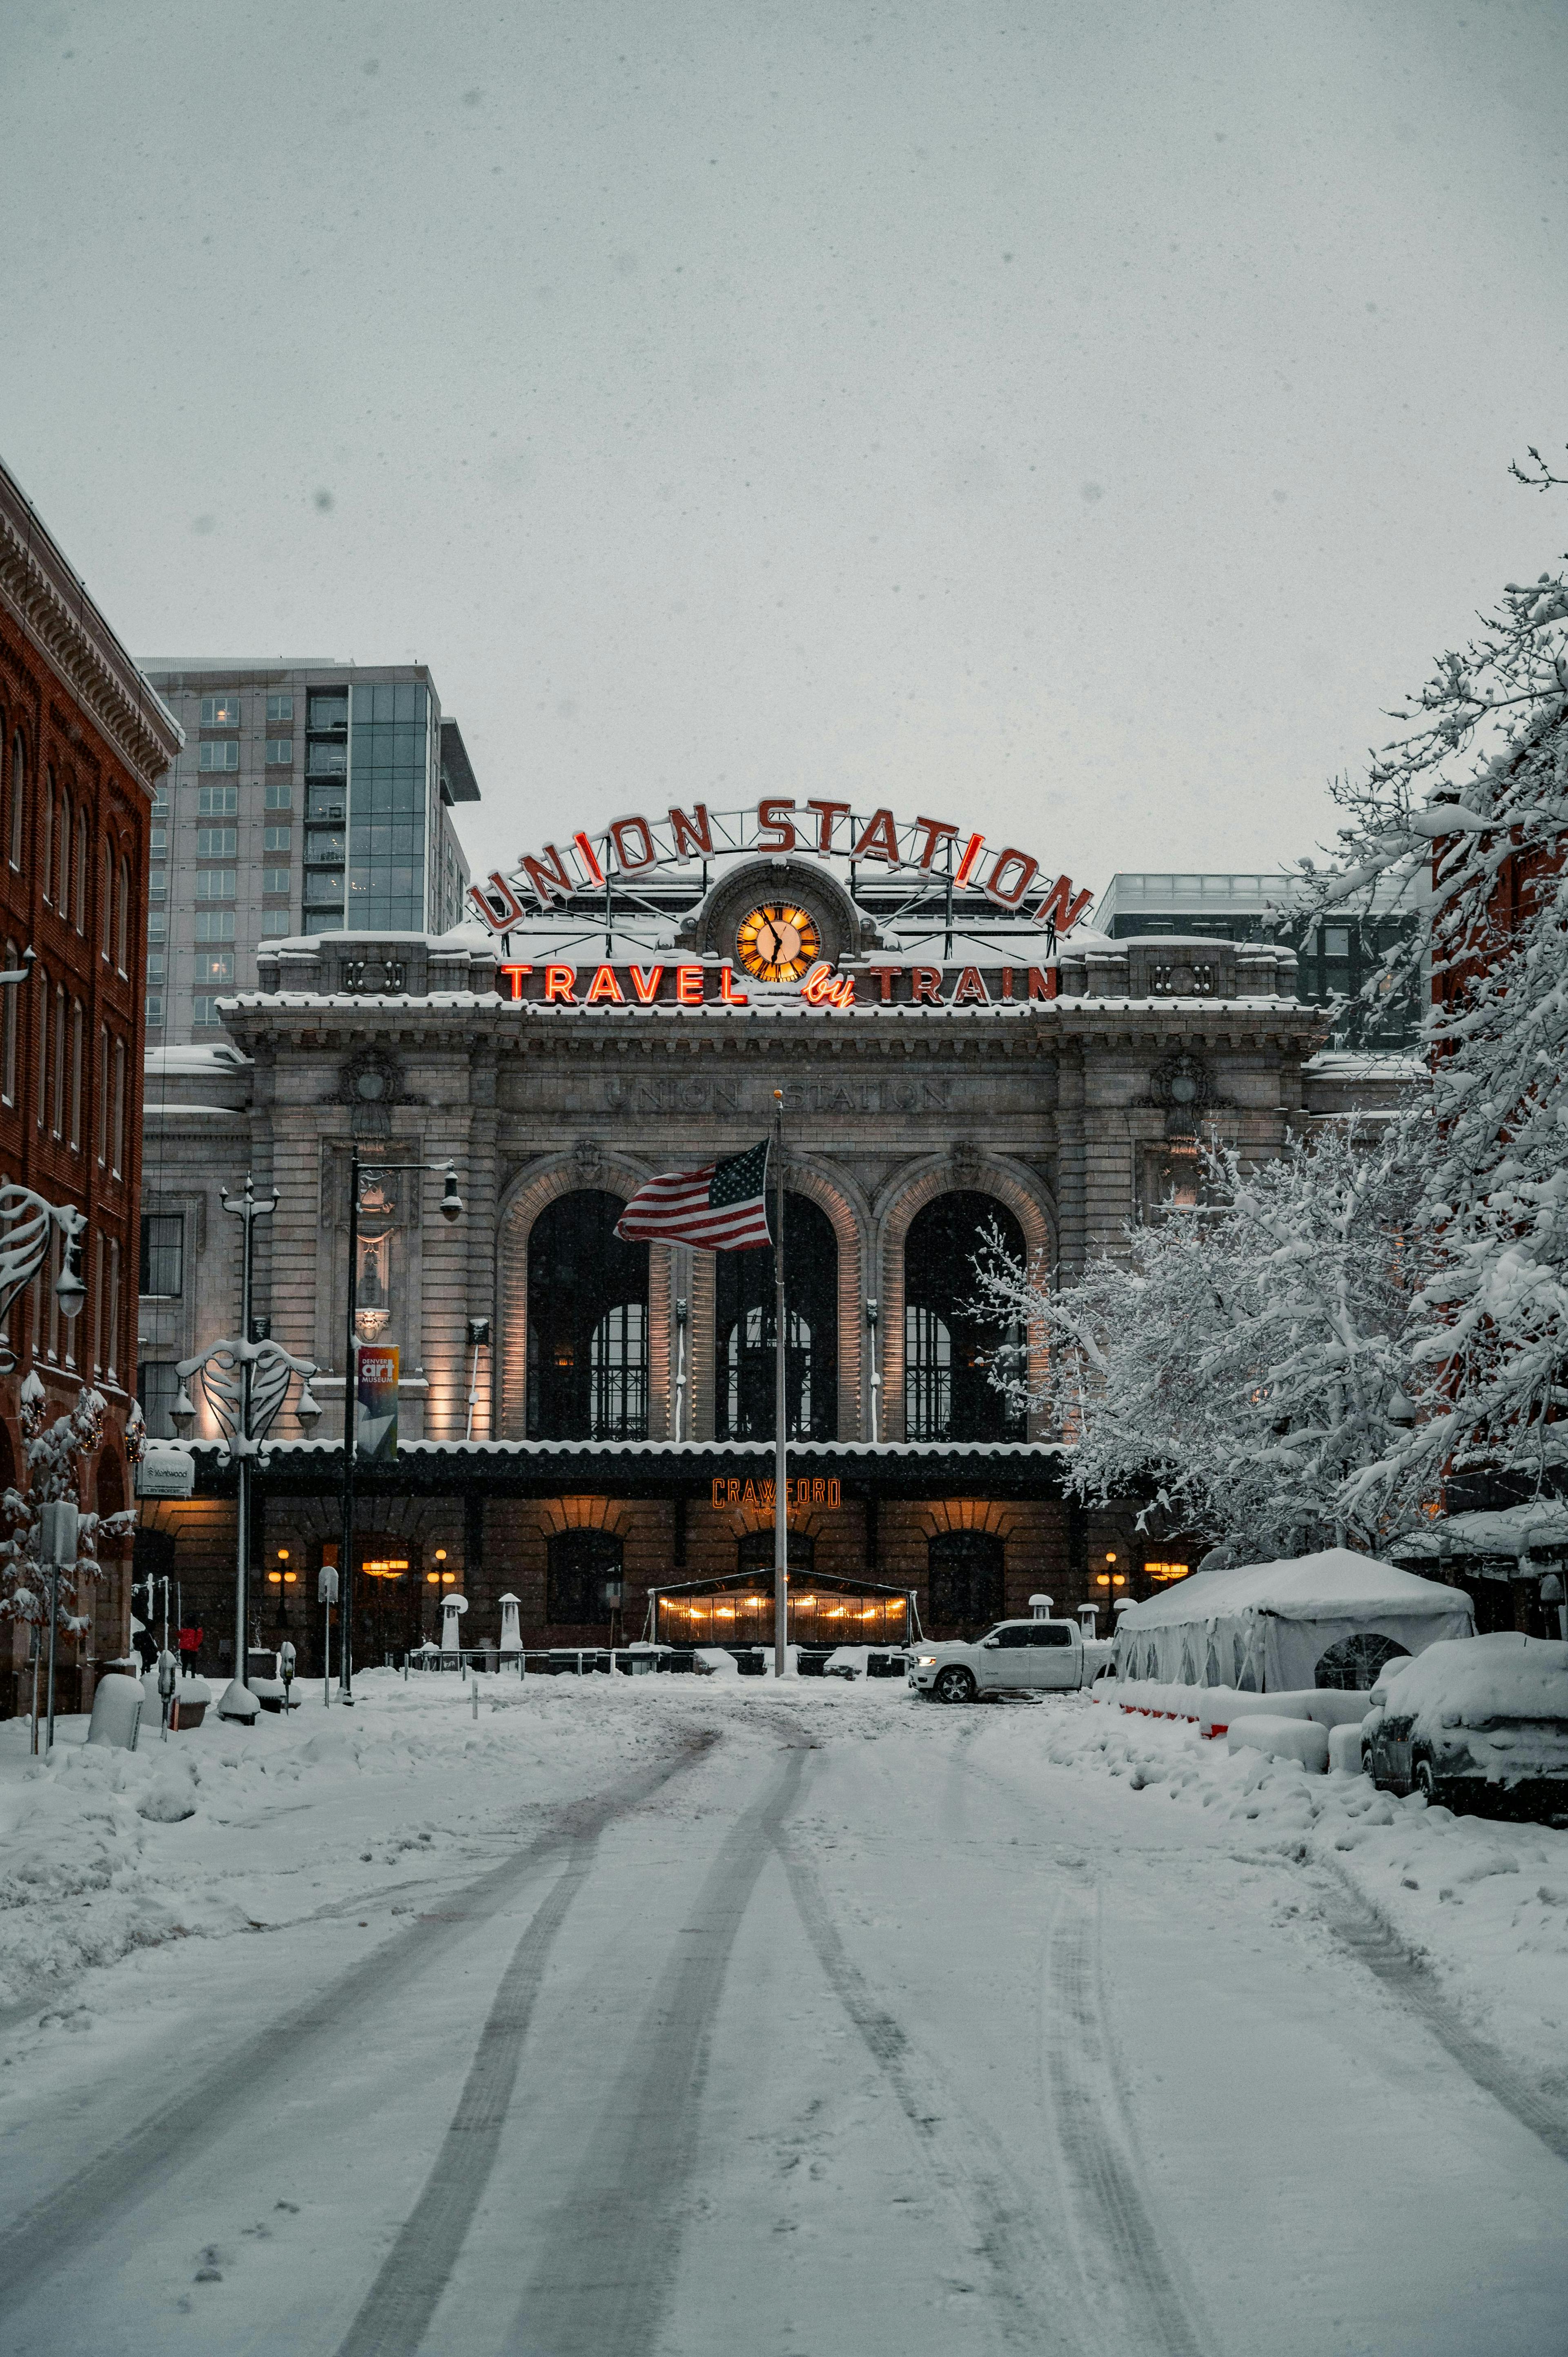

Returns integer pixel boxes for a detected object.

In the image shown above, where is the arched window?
[715,1191,836,1441]
[74,807,88,932]
[40,772,53,902]
[56,792,70,926]
[8,734,24,870]
[1,939,17,1105]
[927,1530,1005,1634]
[526,1190,649,1439]
[68,1000,83,1151]
[51,984,67,1137]
[904,1191,1026,1441]
[116,856,129,974]
[100,839,113,959]
[546,1527,624,1626]
[35,967,48,1131]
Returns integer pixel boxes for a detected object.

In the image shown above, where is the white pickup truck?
[908,1617,1086,1702]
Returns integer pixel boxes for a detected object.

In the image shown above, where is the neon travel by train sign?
[467,799,1093,937]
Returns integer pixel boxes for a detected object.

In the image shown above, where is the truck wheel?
[934,1666,977,1705]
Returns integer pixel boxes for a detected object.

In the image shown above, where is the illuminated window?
[526,1191,648,1441]
[716,1192,835,1441]
[200,693,242,727]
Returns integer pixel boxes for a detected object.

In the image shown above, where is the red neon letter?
[867,964,902,1001]
[853,808,900,864]
[1026,966,1058,1000]
[951,966,989,1004]
[909,966,942,1004]
[668,804,713,858]
[628,965,664,1003]
[572,831,606,887]
[585,963,625,1003]
[675,964,705,1005]
[983,848,1039,909]
[608,816,657,872]
[911,817,958,870]
[757,798,796,851]
[520,844,576,907]
[468,872,525,931]
[1000,966,1015,1000]
[499,963,532,1001]
[953,832,986,886]
[1033,874,1094,934]
[543,964,577,1002]
[804,799,851,852]
[719,963,749,1005]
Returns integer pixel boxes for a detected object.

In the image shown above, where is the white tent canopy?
[1113,1548,1474,1694]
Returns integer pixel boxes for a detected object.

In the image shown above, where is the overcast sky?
[3,1,1565,903]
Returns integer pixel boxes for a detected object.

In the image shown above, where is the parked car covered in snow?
[1361,1633,1568,1823]
[909,1618,1085,1702]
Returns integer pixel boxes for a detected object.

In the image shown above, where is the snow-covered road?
[1,1675,1565,2356]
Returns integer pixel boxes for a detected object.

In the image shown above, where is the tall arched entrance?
[904,1191,1026,1442]
[527,1190,650,1440]
[715,1192,837,1440]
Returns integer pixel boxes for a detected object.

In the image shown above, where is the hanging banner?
[356,1345,399,1462]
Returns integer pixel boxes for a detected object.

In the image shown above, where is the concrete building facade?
[136,662,477,1047]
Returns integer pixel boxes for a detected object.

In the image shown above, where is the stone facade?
[135,859,1420,1679]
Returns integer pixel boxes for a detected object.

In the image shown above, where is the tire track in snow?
[505,1744,808,2357]
[332,1831,604,2357]
[777,1823,1093,2355]
[1320,1873,1568,2164]
[1044,1888,1211,2357]
[0,1734,715,2303]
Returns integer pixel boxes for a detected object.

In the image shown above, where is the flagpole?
[773,1087,788,1677]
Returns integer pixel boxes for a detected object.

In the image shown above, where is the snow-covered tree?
[973,1122,1429,1560]
[1311,449,1568,1519]
[0,1377,133,1637]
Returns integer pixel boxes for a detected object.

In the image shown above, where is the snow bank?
[1227,1715,1330,1773]
[1036,1691,1568,2083]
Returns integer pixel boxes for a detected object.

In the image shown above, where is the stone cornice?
[0,463,182,790]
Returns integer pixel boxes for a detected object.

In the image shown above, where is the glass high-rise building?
[136,662,478,1044]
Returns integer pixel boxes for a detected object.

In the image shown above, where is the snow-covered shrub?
[0,1380,133,1633]
[972,1119,1428,1560]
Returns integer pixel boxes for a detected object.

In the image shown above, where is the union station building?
[134,801,1403,1677]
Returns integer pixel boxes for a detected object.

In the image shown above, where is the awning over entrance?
[648,1570,920,1648]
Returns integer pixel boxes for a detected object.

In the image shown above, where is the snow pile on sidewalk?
[0,1670,687,2019]
[1037,1695,1568,2084]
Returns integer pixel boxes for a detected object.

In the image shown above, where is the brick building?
[134,799,1418,1680]
[0,457,180,1713]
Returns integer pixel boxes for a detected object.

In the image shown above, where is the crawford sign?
[468,800,1091,936]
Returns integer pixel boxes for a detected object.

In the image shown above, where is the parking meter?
[156,1647,178,1740]
[279,1639,296,1710]
[318,1565,339,1703]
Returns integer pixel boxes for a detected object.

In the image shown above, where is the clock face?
[735,903,822,983]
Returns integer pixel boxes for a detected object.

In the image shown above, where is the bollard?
[470,1671,479,1722]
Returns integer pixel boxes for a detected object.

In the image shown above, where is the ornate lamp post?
[336,1147,462,1705]
[172,1176,319,1719]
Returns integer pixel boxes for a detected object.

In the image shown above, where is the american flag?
[614,1138,774,1251]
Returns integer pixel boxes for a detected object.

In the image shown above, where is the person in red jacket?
[178,1626,203,1676]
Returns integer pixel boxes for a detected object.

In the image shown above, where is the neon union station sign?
[466,798,1092,1012]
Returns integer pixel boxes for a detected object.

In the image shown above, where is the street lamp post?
[337,1147,462,1705]
[173,1176,319,1719]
